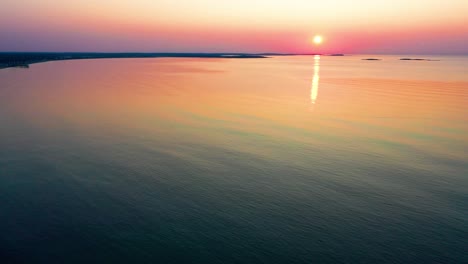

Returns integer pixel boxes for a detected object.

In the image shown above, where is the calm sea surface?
[1,55,467,263]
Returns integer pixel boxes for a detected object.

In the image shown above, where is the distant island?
[0,52,270,69]
[400,58,440,61]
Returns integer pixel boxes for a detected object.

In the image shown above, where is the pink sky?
[1,0,467,54]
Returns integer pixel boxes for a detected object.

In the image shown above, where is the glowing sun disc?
[313,35,323,45]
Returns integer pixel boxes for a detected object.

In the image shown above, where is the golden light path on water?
[311,55,320,107]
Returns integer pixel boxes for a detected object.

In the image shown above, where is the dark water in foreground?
[1,56,467,263]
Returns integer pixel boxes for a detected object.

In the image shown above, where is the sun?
[313,35,323,45]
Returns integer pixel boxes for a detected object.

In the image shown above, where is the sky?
[1,0,467,54]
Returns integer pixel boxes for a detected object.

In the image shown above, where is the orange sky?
[1,0,467,53]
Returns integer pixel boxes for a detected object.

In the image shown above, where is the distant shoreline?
[0,52,281,70]
[0,52,446,70]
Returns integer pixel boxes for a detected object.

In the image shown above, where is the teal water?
[1,56,467,263]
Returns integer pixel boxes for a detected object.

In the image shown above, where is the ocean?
[1,55,467,263]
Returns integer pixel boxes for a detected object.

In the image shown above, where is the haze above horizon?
[1,0,467,54]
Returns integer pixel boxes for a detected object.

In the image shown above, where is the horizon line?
[1,51,467,56]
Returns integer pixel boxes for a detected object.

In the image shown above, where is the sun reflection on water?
[311,55,320,108]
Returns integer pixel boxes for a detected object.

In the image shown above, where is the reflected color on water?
[0,56,467,263]
[311,55,320,106]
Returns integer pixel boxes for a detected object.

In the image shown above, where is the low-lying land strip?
[0,52,269,69]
